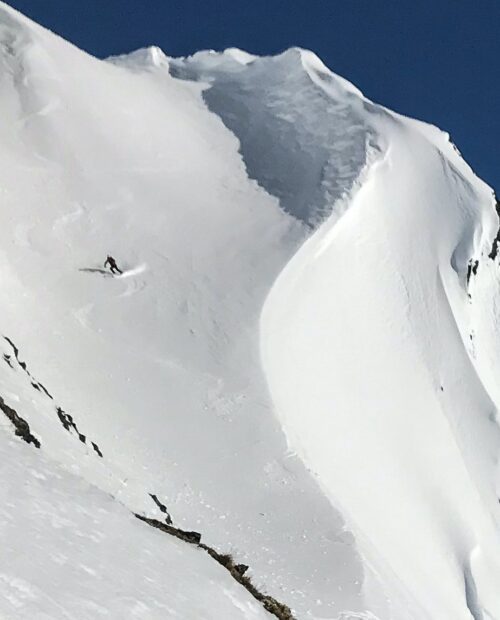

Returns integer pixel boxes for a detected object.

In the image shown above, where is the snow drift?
[0,2,499,619]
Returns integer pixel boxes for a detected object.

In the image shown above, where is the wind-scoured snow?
[167,48,372,227]
[0,1,499,619]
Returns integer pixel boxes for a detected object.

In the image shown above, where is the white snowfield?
[0,2,499,619]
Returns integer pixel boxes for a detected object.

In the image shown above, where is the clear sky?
[7,0,499,193]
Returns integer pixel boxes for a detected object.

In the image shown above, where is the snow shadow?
[170,50,370,228]
[79,268,113,276]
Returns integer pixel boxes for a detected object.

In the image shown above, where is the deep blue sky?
[8,0,499,192]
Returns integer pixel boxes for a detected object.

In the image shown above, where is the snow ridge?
[261,88,500,619]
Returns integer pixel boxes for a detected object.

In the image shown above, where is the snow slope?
[0,3,364,618]
[0,435,271,620]
[0,2,500,619]
[262,74,500,619]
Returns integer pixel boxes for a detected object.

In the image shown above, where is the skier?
[104,255,123,275]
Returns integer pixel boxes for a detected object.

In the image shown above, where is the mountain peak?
[109,45,169,70]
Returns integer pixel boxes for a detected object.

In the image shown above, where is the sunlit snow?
[0,2,499,619]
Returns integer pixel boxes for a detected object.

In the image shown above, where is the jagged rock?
[135,514,296,619]
[135,515,201,544]
[489,200,500,259]
[0,396,40,448]
[235,563,249,576]
[149,493,173,524]
[262,596,294,620]
[92,442,103,458]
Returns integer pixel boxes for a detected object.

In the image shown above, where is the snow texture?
[0,2,500,619]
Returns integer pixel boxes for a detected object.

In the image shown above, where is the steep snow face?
[262,78,500,619]
[168,48,373,226]
[0,2,375,618]
[1,2,500,620]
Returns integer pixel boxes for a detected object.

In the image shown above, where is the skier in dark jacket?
[104,255,123,275]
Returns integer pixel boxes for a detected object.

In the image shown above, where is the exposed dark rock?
[235,563,249,576]
[92,442,103,458]
[4,337,19,359]
[4,337,31,375]
[205,546,294,619]
[136,514,295,620]
[467,259,480,286]
[57,407,87,445]
[3,336,104,457]
[183,530,201,544]
[4,337,39,383]
[492,234,500,260]
[37,383,54,400]
[0,396,40,448]
[4,338,55,401]
[57,407,71,431]
[260,595,294,619]
[489,199,500,260]
[136,515,201,544]
[149,493,173,524]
